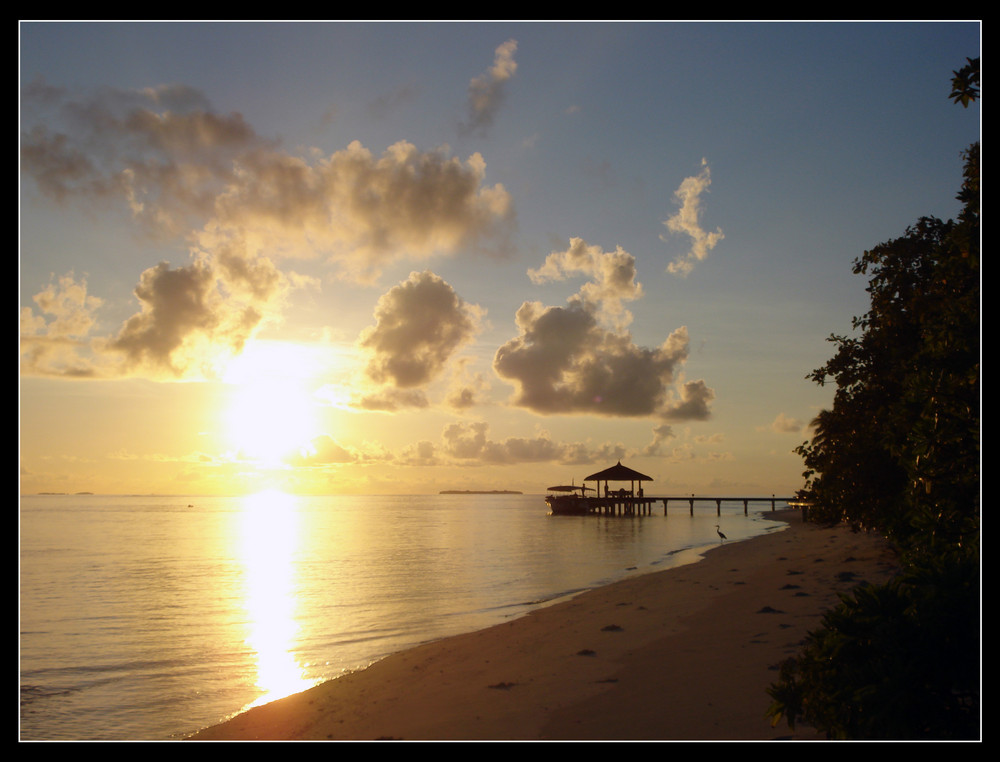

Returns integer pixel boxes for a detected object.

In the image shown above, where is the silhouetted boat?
[544,484,593,515]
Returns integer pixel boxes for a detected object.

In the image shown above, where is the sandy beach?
[188,510,899,741]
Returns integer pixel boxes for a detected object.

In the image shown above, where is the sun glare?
[238,490,318,705]
[223,341,321,467]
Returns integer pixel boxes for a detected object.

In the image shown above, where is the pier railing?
[571,495,800,516]
[659,495,797,516]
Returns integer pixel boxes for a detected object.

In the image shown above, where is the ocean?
[19,492,788,741]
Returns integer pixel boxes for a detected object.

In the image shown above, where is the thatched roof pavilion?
[584,461,653,496]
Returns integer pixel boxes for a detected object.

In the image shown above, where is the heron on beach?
[715,525,727,542]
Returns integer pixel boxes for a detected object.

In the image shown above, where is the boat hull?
[545,495,591,515]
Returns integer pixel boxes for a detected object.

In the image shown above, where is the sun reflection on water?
[237,489,318,707]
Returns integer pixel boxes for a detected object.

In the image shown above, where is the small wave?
[20,683,81,707]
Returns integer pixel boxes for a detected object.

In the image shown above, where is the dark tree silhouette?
[768,58,979,740]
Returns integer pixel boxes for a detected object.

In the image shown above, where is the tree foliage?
[793,61,979,554]
[770,58,980,739]
[766,551,979,739]
[950,56,981,108]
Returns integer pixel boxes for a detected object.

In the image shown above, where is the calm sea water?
[19,492,787,741]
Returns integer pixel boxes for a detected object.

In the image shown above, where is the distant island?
[439,490,523,495]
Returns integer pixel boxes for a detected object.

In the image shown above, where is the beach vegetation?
[793,57,979,557]
[768,58,980,740]
[767,550,979,739]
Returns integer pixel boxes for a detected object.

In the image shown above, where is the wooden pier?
[660,495,796,516]
[567,495,797,517]
[555,460,798,518]
[574,495,662,516]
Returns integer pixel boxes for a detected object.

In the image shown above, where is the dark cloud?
[359,271,484,389]
[21,243,290,381]
[104,242,288,379]
[209,140,515,281]
[21,83,515,281]
[21,82,514,382]
[494,300,696,418]
[643,423,677,456]
[461,39,518,137]
[496,238,714,421]
[660,379,715,422]
[21,83,258,237]
[445,365,490,411]
[107,260,237,377]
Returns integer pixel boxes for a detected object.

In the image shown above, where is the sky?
[19,21,981,497]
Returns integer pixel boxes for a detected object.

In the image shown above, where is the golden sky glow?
[19,22,980,497]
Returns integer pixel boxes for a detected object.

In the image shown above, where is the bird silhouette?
[715,525,727,542]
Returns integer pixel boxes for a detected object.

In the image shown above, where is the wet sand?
[188,510,898,741]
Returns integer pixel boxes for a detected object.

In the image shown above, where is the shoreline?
[188,510,899,741]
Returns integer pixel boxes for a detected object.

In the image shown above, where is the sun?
[222,341,321,467]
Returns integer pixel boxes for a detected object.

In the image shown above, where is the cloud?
[528,237,643,328]
[441,421,624,466]
[398,440,439,467]
[105,248,288,379]
[21,82,516,284]
[495,300,696,417]
[366,81,421,120]
[495,240,713,420]
[21,82,515,382]
[25,272,103,339]
[660,379,715,422]
[21,81,260,237]
[444,358,491,411]
[764,412,806,434]
[286,435,359,465]
[643,423,677,456]
[358,271,485,391]
[20,272,104,378]
[21,241,294,382]
[443,420,568,463]
[352,387,431,412]
[661,159,724,276]
[442,420,492,459]
[462,39,518,137]
[208,140,515,281]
